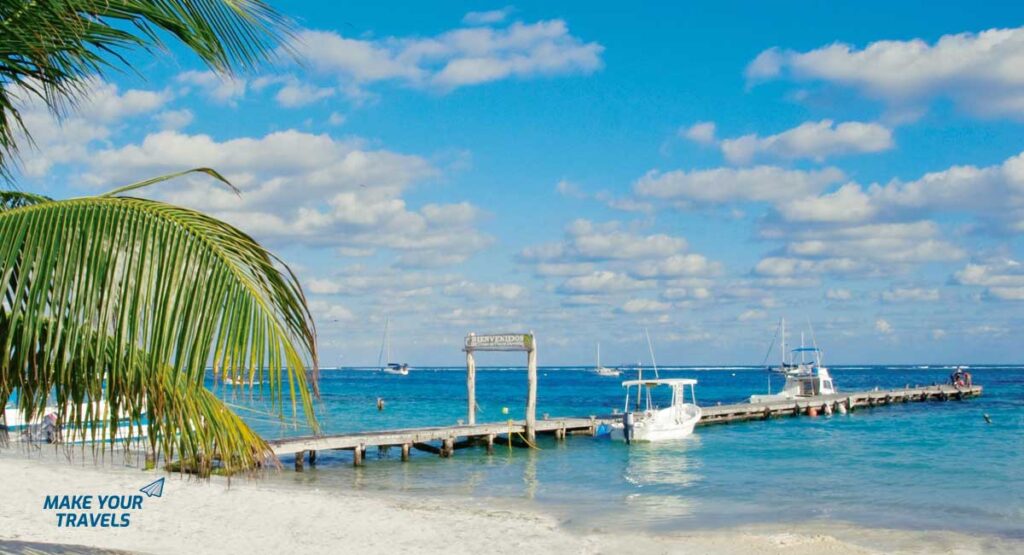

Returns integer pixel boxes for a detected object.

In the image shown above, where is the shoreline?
[1,452,1020,555]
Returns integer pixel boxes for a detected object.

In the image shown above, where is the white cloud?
[619,298,671,314]
[719,120,893,164]
[275,82,336,107]
[875,318,893,334]
[881,287,940,303]
[738,309,767,321]
[154,109,194,130]
[11,79,170,177]
[442,280,524,301]
[328,112,347,126]
[292,19,603,93]
[826,288,853,301]
[747,27,1024,119]
[81,129,489,265]
[522,220,688,262]
[681,121,716,145]
[176,71,246,104]
[462,8,514,25]
[557,271,646,295]
[634,166,845,206]
[953,259,1024,301]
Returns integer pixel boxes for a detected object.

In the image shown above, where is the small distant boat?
[593,342,621,377]
[750,318,836,403]
[377,317,409,376]
[610,379,702,442]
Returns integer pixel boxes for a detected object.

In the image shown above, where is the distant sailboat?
[593,342,621,377]
[378,317,409,376]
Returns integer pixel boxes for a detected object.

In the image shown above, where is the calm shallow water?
[215,366,1024,538]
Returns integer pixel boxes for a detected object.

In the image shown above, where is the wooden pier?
[269,384,982,470]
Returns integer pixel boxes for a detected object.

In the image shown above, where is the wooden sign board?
[464,333,533,352]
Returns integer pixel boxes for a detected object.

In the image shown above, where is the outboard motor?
[622,412,634,445]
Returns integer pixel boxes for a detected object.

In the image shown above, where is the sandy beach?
[0,452,1017,555]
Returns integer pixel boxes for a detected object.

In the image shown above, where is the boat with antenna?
[609,329,702,442]
[377,317,409,376]
[593,342,621,377]
[750,318,836,403]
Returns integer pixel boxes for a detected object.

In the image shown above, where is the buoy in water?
[983,413,992,424]
[823,404,833,416]
[836,402,848,415]
[807,406,818,417]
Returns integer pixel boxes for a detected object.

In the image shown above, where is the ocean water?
[215,366,1023,538]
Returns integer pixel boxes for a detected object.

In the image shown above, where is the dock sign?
[464,333,533,352]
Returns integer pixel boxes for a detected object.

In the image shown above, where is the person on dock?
[950,367,965,388]
[964,370,973,388]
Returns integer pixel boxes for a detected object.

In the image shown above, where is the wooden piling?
[401,443,410,462]
[466,350,477,425]
[526,336,538,440]
[309,450,317,466]
[353,445,363,466]
[442,438,454,458]
[486,433,495,454]
[295,450,305,472]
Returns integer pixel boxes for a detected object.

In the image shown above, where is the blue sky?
[14,1,1024,365]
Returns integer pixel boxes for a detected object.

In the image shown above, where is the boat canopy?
[621,378,697,388]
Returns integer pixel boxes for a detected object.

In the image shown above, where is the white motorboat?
[610,378,702,442]
[377,318,409,376]
[750,318,836,403]
[593,343,621,377]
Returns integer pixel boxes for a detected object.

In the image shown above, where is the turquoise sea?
[216,366,1023,538]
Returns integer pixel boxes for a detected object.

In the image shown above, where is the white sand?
[0,452,1017,555]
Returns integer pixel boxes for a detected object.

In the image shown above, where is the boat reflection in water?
[619,437,703,524]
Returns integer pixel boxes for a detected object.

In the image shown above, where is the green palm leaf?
[0,0,295,177]
[0,170,318,472]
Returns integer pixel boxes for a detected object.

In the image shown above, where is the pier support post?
[441,438,454,458]
[401,443,410,462]
[466,350,477,425]
[526,336,538,441]
[353,445,363,466]
[486,434,495,454]
[295,451,306,472]
[309,450,317,466]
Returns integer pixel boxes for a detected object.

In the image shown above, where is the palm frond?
[0,171,318,470]
[0,0,295,177]
[1,190,52,211]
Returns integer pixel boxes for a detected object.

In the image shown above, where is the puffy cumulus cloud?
[747,27,1024,119]
[953,258,1024,301]
[634,166,845,206]
[718,120,893,165]
[290,18,602,94]
[522,220,688,263]
[176,70,247,104]
[11,79,170,177]
[875,318,893,334]
[556,271,646,295]
[153,109,194,130]
[777,150,1024,231]
[82,129,489,266]
[881,287,940,303]
[619,298,671,314]
[630,254,722,279]
[275,81,336,107]
[776,221,965,264]
[680,121,716,145]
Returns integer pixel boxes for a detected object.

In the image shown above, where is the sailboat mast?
[781,317,787,366]
[597,342,601,369]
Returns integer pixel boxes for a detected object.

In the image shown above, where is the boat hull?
[609,405,702,442]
